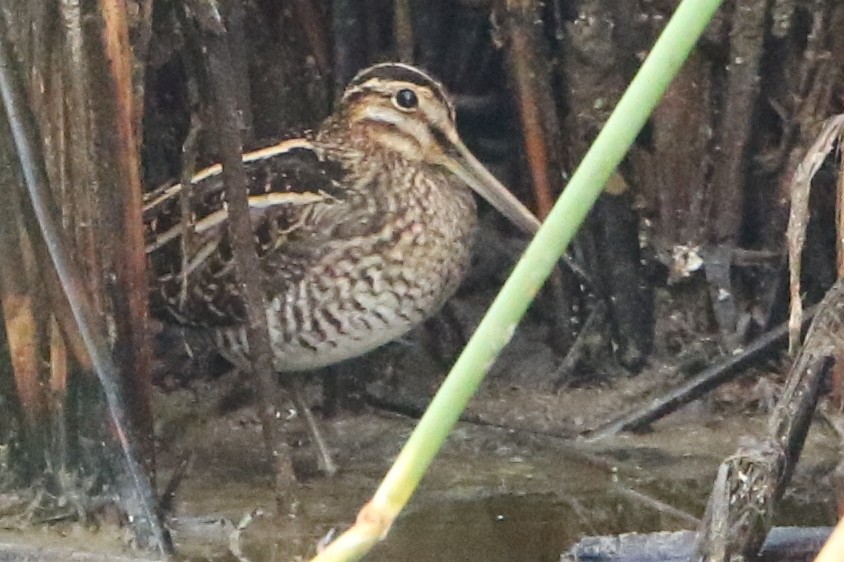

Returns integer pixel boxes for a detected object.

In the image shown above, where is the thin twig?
[185,0,293,499]
[553,301,606,390]
[584,307,816,441]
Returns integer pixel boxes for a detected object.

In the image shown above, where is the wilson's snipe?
[143,63,540,472]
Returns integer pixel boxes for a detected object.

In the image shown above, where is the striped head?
[331,62,541,235]
[339,63,456,163]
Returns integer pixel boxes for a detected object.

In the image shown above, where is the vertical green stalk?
[376,0,724,509]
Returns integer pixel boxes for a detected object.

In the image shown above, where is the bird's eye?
[394,88,418,110]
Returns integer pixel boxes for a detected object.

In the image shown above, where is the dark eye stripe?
[428,126,455,156]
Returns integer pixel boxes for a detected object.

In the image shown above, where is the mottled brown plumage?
[144,63,538,372]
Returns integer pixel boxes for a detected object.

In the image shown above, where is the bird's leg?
[289,374,337,477]
[216,348,336,477]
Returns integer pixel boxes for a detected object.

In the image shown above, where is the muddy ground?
[1,225,841,562]
[0,326,839,562]
[149,350,837,562]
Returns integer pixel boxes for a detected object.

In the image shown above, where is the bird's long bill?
[443,139,541,235]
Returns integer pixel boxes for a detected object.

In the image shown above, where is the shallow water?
[158,406,836,562]
[1,352,838,562]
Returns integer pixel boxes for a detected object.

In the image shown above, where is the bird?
[142,62,541,474]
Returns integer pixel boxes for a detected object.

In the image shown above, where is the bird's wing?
[144,138,350,327]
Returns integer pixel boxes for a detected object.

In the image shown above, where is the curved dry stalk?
[786,114,844,352]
